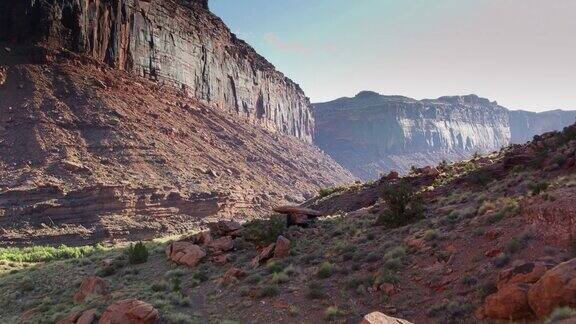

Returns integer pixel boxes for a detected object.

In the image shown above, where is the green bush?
[376,181,424,228]
[547,307,576,323]
[306,282,325,299]
[529,181,550,195]
[0,245,99,263]
[324,306,344,321]
[317,262,334,279]
[317,186,347,199]
[243,215,286,245]
[128,242,149,265]
[256,284,279,298]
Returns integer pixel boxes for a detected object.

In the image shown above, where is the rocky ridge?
[313,91,576,179]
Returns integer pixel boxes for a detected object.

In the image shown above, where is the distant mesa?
[313,91,576,179]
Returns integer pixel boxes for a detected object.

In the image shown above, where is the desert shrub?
[306,281,325,299]
[318,186,347,198]
[467,169,491,187]
[529,181,550,196]
[317,262,334,279]
[506,232,534,254]
[243,215,286,245]
[163,313,196,324]
[546,307,576,323]
[266,260,284,274]
[324,306,344,320]
[477,281,497,299]
[423,229,440,241]
[460,274,478,287]
[428,300,473,324]
[0,244,99,263]
[376,181,424,228]
[493,254,510,268]
[97,256,126,277]
[270,272,290,284]
[373,268,398,285]
[128,242,149,265]
[256,284,279,298]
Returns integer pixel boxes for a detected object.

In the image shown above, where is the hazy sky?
[211,0,576,111]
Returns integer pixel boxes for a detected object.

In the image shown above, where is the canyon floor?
[2,121,576,323]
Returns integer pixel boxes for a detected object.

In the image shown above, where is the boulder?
[497,261,554,290]
[359,311,413,324]
[77,309,98,324]
[165,241,206,268]
[190,231,212,245]
[250,243,276,268]
[207,220,242,236]
[219,267,248,286]
[205,236,234,254]
[484,282,534,319]
[73,276,108,303]
[99,299,159,324]
[273,236,290,258]
[528,258,576,318]
[57,309,97,324]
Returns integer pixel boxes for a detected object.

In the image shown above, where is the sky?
[211,0,576,111]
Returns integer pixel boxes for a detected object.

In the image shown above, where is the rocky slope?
[0,0,313,142]
[313,91,576,179]
[3,122,576,323]
[0,2,355,246]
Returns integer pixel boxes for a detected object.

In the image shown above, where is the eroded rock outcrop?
[0,0,313,142]
[99,299,159,324]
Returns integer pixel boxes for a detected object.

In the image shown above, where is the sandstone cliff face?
[313,91,576,179]
[0,51,354,245]
[0,0,313,142]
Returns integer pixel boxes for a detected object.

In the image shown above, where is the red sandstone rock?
[219,267,247,286]
[497,261,554,290]
[528,258,576,318]
[165,241,206,268]
[250,243,276,268]
[99,299,159,324]
[384,171,399,181]
[484,283,533,319]
[205,236,234,254]
[73,276,108,303]
[207,220,242,236]
[273,235,291,258]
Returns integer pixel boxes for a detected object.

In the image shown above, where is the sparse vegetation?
[243,215,286,245]
[0,245,101,263]
[529,181,550,195]
[318,186,347,198]
[317,262,334,279]
[377,181,424,228]
[256,284,280,298]
[128,242,149,264]
[546,307,576,323]
[324,306,345,321]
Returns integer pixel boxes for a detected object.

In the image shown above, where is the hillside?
[2,117,576,323]
[0,0,355,246]
[313,91,576,179]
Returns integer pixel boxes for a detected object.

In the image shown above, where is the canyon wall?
[0,0,313,142]
[313,91,576,179]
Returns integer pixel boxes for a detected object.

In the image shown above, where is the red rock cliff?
[0,0,313,142]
